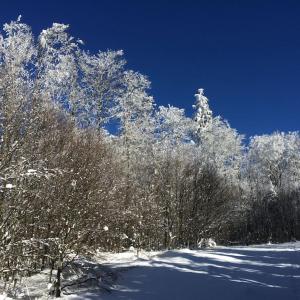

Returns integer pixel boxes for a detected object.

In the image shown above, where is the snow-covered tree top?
[193,88,212,133]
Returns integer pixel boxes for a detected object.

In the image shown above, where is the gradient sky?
[1,0,299,137]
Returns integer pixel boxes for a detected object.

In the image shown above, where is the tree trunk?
[55,258,62,297]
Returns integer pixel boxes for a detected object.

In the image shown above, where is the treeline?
[0,19,299,296]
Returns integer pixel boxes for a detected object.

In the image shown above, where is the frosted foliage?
[2,18,36,67]
[156,105,194,144]
[116,71,154,148]
[79,50,126,125]
[118,70,154,123]
[248,132,300,194]
[193,88,212,133]
[200,117,243,180]
[0,19,147,129]
[0,18,36,106]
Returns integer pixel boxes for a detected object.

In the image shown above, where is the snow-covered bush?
[198,238,217,249]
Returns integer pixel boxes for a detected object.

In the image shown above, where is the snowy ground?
[2,242,300,299]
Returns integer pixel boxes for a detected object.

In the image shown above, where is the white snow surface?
[69,242,300,300]
[2,242,300,299]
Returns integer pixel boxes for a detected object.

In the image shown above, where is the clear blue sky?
[1,0,299,137]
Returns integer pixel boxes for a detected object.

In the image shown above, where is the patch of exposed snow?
[1,242,299,299]
[5,184,15,189]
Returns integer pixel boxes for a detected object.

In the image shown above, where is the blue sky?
[1,0,299,137]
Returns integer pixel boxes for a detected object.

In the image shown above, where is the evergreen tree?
[193,88,212,140]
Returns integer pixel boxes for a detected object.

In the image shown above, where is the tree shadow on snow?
[95,245,300,300]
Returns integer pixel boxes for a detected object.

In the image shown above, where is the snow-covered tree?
[241,132,300,243]
[155,105,194,146]
[247,132,300,196]
[193,88,212,140]
[199,117,244,182]
[79,50,125,127]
